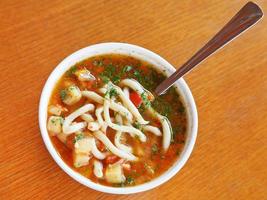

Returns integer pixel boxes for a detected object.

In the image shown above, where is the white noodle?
[89,138,106,160]
[95,106,104,126]
[148,108,172,152]
[63,104,94,134]
[93,131,137,161]
[82,91,133,122]
[123,87,130,98]
[103,99,146,142]
[143,125,162,136]
[80,113,94,122]
[114,114,133,153]
[120,79,154,100]
[105,82,149,124]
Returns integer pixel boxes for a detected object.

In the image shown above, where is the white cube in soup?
[105,163,126,184]
[47,116,63,135]
[75,137,93,154]
[73,153,90,168]
[62,85,82,105]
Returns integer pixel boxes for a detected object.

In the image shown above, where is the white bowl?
[39,42,198,194]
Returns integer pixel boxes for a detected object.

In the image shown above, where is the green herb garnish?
[100,75,110,84]
[151,144,159,155]
[66,66,77,76]
[123,65,133,73]
[60,89,67,100]
[73,133,84,144]
[125,176,135,185]
[133,122,141,130]
[141,92,151,107]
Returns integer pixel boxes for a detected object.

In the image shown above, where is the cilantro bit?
[125,176,135,185]
[66,66,77,76]
[60,89,67,100]
[141,92,151,108]
[100,75,110,84]
[151,144,159,155]
[123,65,133,73]
[133,122,141,130]
[73,133,84,144]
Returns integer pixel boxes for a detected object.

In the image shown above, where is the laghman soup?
[47,54,187,187]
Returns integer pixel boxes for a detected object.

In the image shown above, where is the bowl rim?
[39,42,198,194]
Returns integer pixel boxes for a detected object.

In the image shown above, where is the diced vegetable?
[47,116,63,135]
[61,85,82,105]
[73,153,90,168]
[74,137,92,154]
[129,91,142,108]
[105,163,126,184]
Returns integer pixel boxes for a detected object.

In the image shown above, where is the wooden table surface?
[1,0,267,199]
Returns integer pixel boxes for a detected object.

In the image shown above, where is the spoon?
[155,2,263,95]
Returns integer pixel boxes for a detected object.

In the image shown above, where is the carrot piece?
[129,91,142,108]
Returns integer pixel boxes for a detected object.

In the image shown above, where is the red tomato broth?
[47,54,187,187]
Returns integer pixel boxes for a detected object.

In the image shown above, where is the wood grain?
[0,0,266,199]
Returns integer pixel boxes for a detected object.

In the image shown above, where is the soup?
[47,54,187,187]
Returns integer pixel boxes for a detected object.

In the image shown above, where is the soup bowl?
[39,42,198,194]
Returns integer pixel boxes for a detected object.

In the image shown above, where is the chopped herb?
[60,89,67,100]
[123,65,133,73]
[73,133,84,144]
[110,88,118,98]
[105,84,118,99]
[100,75,110,84]
[66,66,77,76]
[151,144,159,155]
[111,75,120,84]
[133,122,141,130]
[141,92,151,107]
[133,70,141,80]
[125,176,135,185]
[138,104,146,114]
[152,97,171,117]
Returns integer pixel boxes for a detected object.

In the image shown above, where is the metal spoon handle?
[155,2,263,95]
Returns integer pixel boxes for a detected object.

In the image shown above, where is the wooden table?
[1,0,266,199]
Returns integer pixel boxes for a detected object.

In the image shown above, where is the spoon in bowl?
[155,2,263,95]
